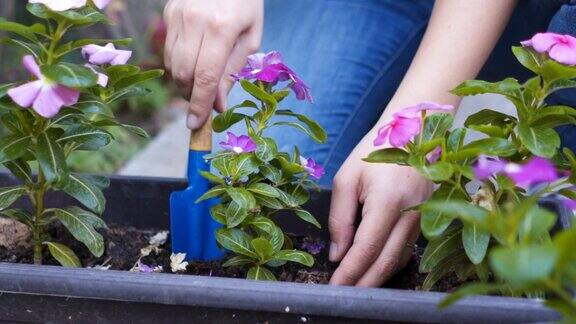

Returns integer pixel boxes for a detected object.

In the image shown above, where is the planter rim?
[0,262,558,323]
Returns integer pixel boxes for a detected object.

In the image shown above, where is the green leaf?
[53,207,105,257]
[490,244,557,287]
[113,70,164,90]
[464,109,517,128]
[0,18,44,42]
[74,100,114,118]
[83,175,110,190]
[27,4,108,26]
[225,200,248,228]
[266,225,285,253]
[452,138,516,160]
[422,252,469,291]
[363,148,409,165]
[44,242,81,267]
[276,110,327,144]
[226,187,256,210]
[42,63,98,88]
[417,161,454,182]
[274,250,314,267]
[247,183,279,198]
[422,201,489,235]
[517,124,560,158]
[247,266,276,281]
[60,174,106,214]
[199,171,224,184]
[222,255,254,267]
[1,38,41,57]
[260,164,282,184]
[4,159,33,183]
[37,132,68,183]
[121,124,149,138]
[451,78,522,98]
[462,222,490,265]
[234,154,261,179]
[421,185,467,238]
[254,136,277,162]
[531,105,576,128]
[294,209,321,229]
[0,134,32,164]
[106,86,150,103]
[215,228,258,258]
[273,121,326,144]
[540,59,576,82]
[511,46,543,74]
[248,217,277,233]
[0,83,15,99]
[1,209,33,227]
[58,125,111,151]
[195,186,226,203]
[213,110,247,133]
[240,80,276,107]
[519,205,556,242]
[0,186,26,211]
[421,113,453,143]
[420,226,462,272]
[251,238,274,261]
[210,204,226,224]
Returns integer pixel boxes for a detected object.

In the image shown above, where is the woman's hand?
[328,131,432,287]
[163,0,263,129]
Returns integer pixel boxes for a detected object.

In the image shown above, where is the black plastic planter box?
[0,172,562,323]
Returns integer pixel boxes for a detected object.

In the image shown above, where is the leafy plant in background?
[198,51,327,280]
[366,32,576,319]
[0,0,163,266]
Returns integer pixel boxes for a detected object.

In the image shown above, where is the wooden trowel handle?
[189,117,212,151]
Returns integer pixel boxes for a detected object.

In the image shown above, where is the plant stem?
[32,167,46,265]
[544,279,576,314]
[46,21,65,65]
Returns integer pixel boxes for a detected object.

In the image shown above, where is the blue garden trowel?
[170,118,223,261]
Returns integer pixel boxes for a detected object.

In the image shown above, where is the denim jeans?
[218,0,574,186]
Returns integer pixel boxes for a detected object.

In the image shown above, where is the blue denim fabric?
[218,0,573,186]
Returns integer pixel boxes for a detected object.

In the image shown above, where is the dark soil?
[0,223,460,292]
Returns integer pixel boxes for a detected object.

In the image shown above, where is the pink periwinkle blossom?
[301,238,325,255]
[396,102,454,118]
[82,43,132,66]
[29,0,86,11]
[561,198,576,210]
[474,155,558,188]
[300,156,325,180]
[373,115,421,148]
[85,64,108,87]
[521,32,576,66]
[7,55,80,118]
[233,51,313,102]
[137,261,154,273]
[426,146,442,164]
[93,0,112,9]
[219,132,257,154]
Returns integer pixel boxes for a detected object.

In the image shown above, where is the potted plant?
[0,2,572,323]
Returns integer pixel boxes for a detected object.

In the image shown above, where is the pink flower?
[29,0,86,11]
[396,102,454,118]
[233,51,313,102]
[474,155,558,188]
[521,32,576,66]
[93,0,112,9]
[373,115,421,148]
[561,198,576,210]
[426,146,442,164]
[219,132,257,154]
[82,43,132,66]
[300,156,325,180]
[7,55,80,118]
[85,64,108,87]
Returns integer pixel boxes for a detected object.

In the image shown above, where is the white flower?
[170,253,189,273]
[149,231,169,246]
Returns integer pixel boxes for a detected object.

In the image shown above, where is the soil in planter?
[0,223,460,292]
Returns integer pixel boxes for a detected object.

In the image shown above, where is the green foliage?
[204,79,325,280]
[0,3,160,267]
[366,43,576,318]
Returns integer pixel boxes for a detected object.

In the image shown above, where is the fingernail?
[186,114,198,129]
[329,242,338,261]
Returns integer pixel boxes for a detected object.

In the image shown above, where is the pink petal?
[110,50,132,65]
[426,146,442,164]
[29,0,86,11]
[549,43,576,66]
[33,85,66,118]
[263,51,284,66]
[388,117,421,148]
[373,124,391,146]
[22,55,42,79]
[82,44,102,58]
[396,102,454,118]
[97,72,109,87]
[7,81,43,108]
[247,53,266,69]
[529,33,561,53]
[93,0,111,9]
[89,50,118,65]
[53,85,80,106]
[473,155,506,180]
[504,157,558,187]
